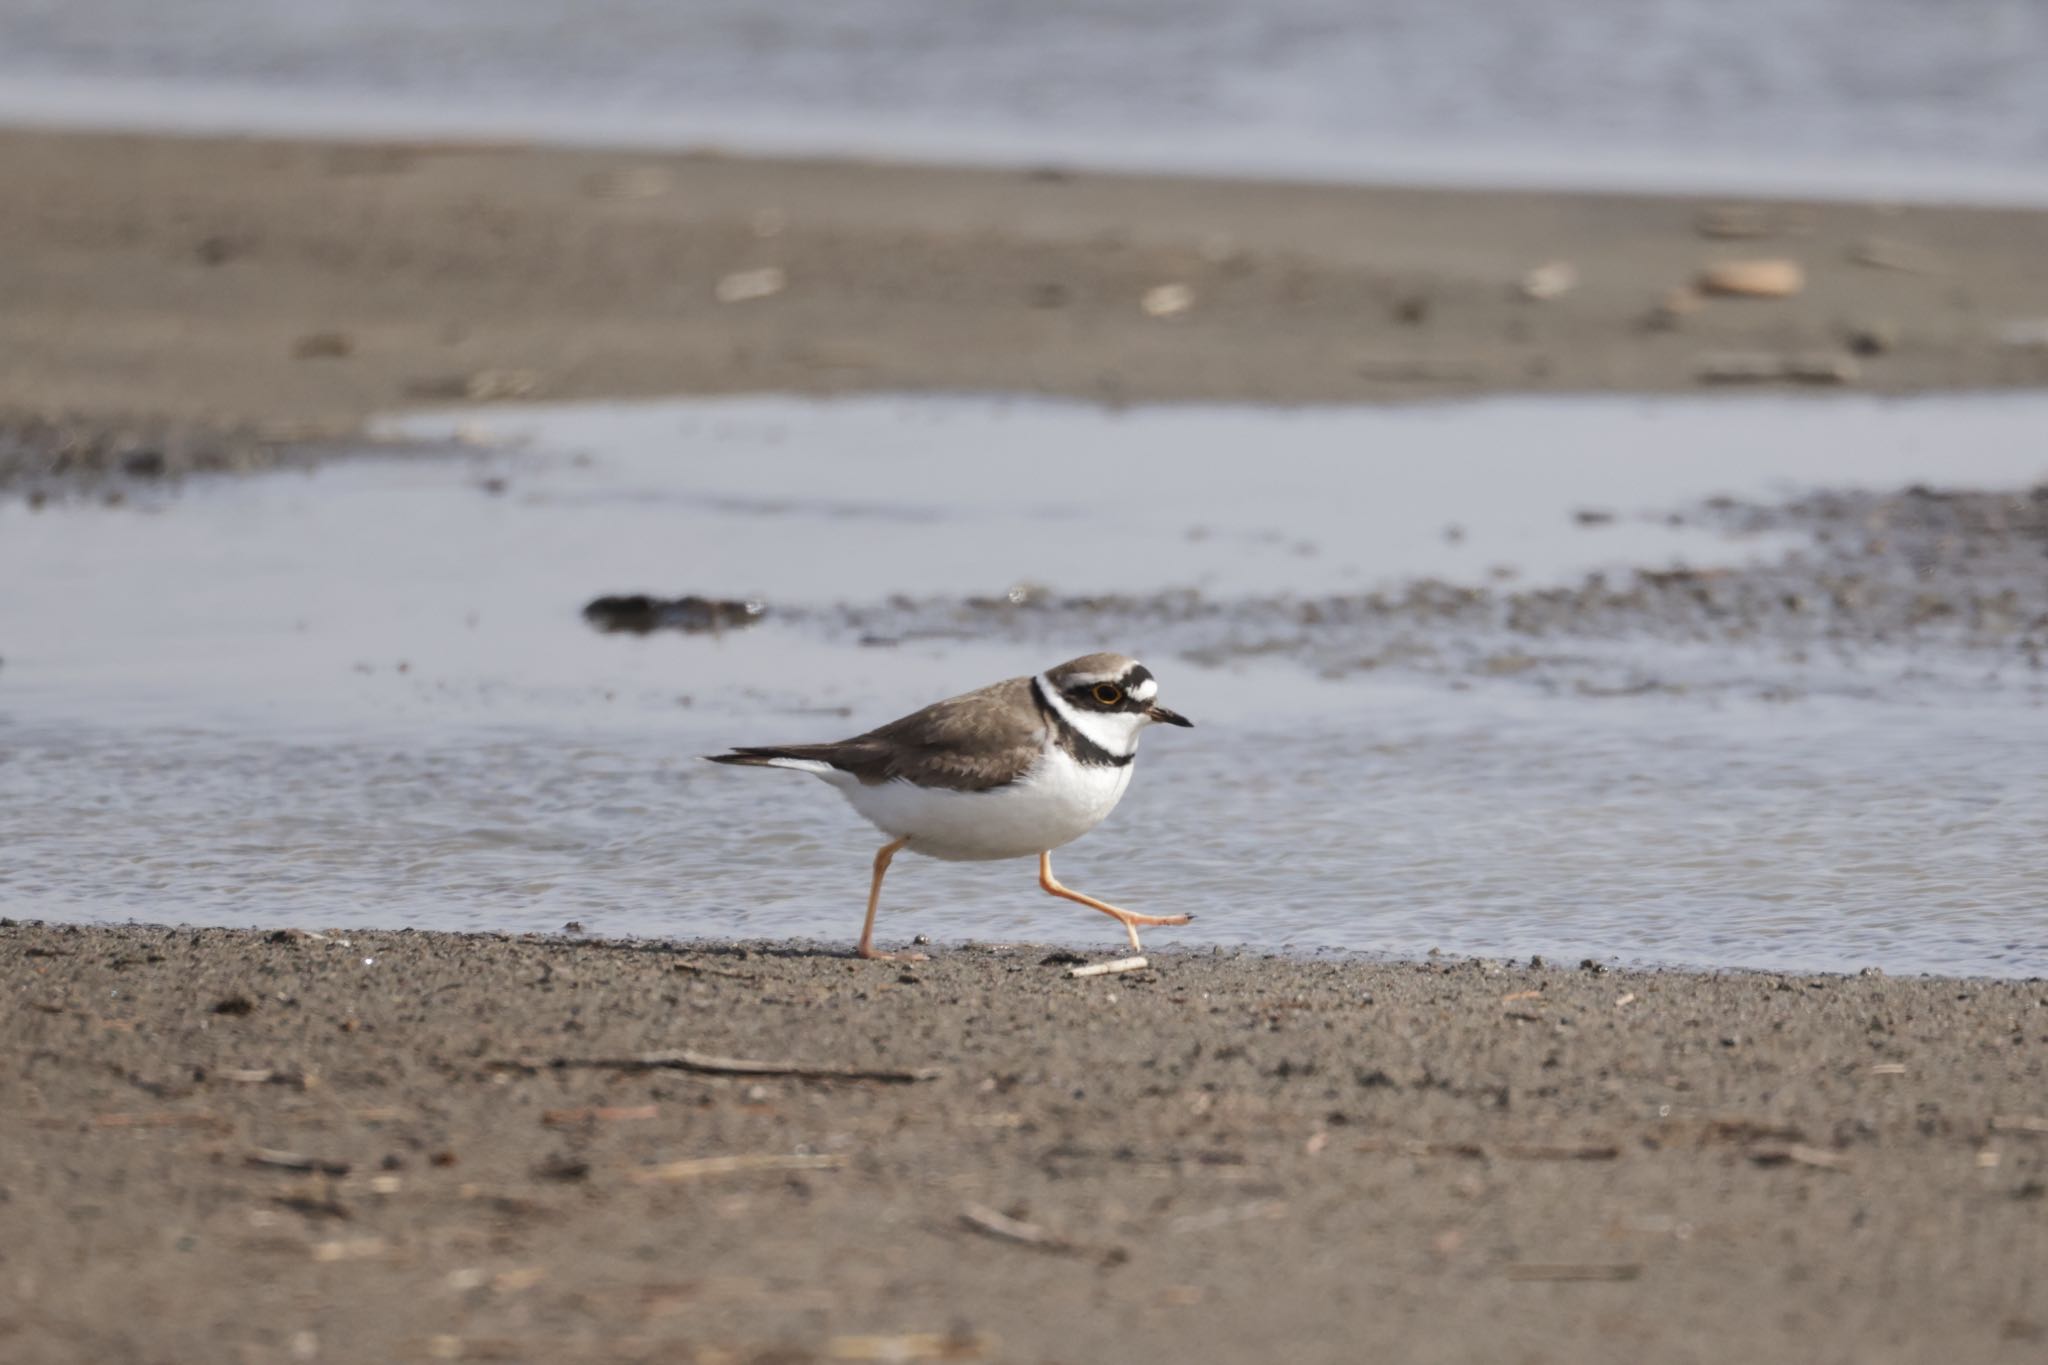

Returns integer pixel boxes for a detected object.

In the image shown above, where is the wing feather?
[705,676,1047,791]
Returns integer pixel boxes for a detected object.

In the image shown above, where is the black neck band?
[1030,678,1134,769]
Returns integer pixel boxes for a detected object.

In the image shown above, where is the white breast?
[834,744,1135,862]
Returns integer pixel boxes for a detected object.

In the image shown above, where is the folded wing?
[705,676,1046,792]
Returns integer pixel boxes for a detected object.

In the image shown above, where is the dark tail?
[703,746,812,767]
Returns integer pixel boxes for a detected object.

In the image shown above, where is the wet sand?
[3,922,2044,1364]
[6,125,2048,476]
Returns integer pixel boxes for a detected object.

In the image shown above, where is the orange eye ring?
[1092,683,1123,706]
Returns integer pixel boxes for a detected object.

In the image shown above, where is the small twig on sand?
[1356,1139,1487,1159]
[1702,1118,1806,1146]
[1067,956,1147,979]
[67,1112,231,1132]
[541,1104,659,1126]
[506,1050,941,1083]
[247,1148,351,1176]
[1356,1139,1617,1161]
[1500,1143,1622,1162]
[273,1192,351,1220]
[218,1067,307,1088]
[959,1202,1079,1253]
[1991,1115,2048,1136]
[629,1153,845,1184]
[1506,1263,1641,1283]
[1749,1143,1851,1172]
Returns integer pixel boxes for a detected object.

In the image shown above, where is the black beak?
[1146,703,1193,728]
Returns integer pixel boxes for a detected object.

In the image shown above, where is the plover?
[707,653,1194,959]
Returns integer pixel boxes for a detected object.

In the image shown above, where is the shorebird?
[706,653,1194,959]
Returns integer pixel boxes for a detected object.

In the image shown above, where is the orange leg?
[856,836,921,961]
[1038,851,1193,951]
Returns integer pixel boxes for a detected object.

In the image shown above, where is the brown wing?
[714,676,1048,792]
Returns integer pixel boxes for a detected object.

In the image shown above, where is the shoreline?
[5,920,2043,1362]
[10,76,2048,211]
[5,125,2048,465]
[4,918,2030,987]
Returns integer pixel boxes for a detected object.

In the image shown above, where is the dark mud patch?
[830,483,2048,701]
[0,410,456,504]
[583,593,768,635]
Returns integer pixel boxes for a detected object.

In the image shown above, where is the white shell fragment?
[1140,283,1196,318]
[1518,261,1579,301]
[1695,259,1805,298]
[1068,955,1149,978]
[715,267,787,303]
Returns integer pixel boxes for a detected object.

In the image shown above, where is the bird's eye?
[1092,683,1123,706]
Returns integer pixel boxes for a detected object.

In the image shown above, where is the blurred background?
[4,0,2048,199]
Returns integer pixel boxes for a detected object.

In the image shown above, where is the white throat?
[1034,672,1147,758]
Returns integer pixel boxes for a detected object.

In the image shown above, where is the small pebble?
[715,267,786,304]
[1140,283,1195,318]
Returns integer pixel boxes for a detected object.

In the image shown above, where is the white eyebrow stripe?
[1033,670,1139,755]
[1130,677,1158,702]
[1035,673,1086,725]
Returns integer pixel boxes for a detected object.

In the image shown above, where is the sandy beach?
[6,126,2048,483]
[3,922,2044,1364]
[6,123,2048,1363]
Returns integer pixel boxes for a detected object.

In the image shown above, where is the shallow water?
[2,1,2047,202]
[3,394,2046,975]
